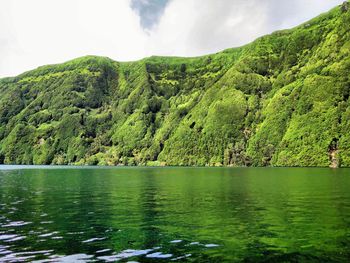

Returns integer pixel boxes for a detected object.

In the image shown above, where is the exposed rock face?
[329,150,339,168]
[341,1,349,12]
[329,139,340,168]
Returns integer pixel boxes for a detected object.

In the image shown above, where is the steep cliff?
[0,2,349,167]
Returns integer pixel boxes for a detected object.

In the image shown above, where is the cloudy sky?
[0,0,344,77]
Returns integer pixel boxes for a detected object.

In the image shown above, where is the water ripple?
[146,252,173,258]
[2,221,31,227]
[82,237,107,243]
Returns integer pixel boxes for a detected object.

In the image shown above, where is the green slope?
[1,2,350,167]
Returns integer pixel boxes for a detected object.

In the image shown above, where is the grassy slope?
[0,2,350,167]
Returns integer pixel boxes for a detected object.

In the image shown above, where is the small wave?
[0,234,26,242]
[0,235,17,241]
[97,249,153,262]
[14,250,53,256]
[46,253,93,262]
[117,249,153,258]
[40,221,54,224]
[146,252,173,259]
[0,254,35,262]
[204,244,219,248]
[2,221,31,227]
[39,231,59,238]
[6,236,26,242]
[96,249,112,254]
[170,239,183,243]
[82,237,106,243]
[171,253,192,261]
[51,236,63,240]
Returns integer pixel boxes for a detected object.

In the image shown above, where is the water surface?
[0,166,349,262]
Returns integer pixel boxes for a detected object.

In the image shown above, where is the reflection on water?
[0,166,349,262]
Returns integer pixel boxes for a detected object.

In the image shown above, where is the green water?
[0,166,349,262]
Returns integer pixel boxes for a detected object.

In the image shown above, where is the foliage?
[0,3,350,167]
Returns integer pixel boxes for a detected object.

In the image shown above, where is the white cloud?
[0,0,345,77]
[0,0,148,77]
[147,0,344,57]
[147,0,268,56]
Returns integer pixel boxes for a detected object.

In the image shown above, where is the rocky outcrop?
[341,1,349,12]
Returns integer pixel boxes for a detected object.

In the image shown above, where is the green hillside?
[1,2,350,167]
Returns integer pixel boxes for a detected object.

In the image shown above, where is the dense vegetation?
[1,2,350,167]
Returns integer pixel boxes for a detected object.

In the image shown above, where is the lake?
[0,166,349,262]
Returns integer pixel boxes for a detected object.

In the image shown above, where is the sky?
[0,0,345,77]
